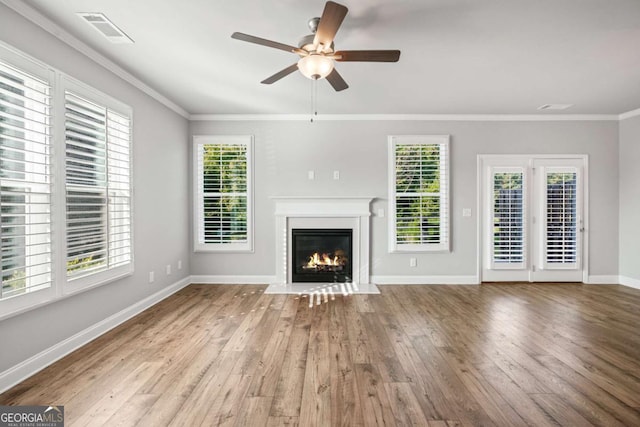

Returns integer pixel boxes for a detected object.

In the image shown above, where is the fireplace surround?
[266,196,379,294]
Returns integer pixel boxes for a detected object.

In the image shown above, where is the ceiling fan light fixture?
[298,54,334,80]
[231,1,399,90]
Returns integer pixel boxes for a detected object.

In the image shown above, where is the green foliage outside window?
[2,270,26,296]
[67,256,102,274]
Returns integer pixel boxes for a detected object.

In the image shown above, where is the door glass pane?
[492,172,524,264]
[546,172,577,264]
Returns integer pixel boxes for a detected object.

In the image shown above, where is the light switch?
[308,170,315,180]
[377,208,385,217]
[462,208,472,217]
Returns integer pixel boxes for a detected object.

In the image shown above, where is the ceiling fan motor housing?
[298,34,334,53]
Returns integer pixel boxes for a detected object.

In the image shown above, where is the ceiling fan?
[231,1,401,91]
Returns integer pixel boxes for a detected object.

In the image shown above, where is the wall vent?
[77,13,134,44]
[537,104,573,111]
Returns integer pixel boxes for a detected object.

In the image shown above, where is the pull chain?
[310,78,318,123]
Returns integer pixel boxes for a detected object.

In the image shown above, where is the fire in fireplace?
[291,228,352,283]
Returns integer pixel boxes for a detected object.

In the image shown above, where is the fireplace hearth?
[292,228,353,283]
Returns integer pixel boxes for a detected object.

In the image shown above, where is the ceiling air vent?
[537,104,573,111]
[77,13,134,44]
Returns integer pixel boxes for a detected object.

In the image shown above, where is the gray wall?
[190,119,619,279]
[0,5,190,372]
[619,115,640,281]
[0,0,628,381]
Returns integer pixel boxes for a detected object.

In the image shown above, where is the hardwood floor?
[2,283,640,426]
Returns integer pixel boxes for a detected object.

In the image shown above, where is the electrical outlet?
[178,259,182,270]
[308,170,315,180]
[149,271,155,283]
[333,170,340,180]
[166,264,172,275]
[410,258,417,267]
[462,208,472,217]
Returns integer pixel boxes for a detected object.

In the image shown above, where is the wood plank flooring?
[2,283,640,426]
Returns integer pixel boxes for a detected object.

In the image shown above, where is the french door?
[481,156,586,282]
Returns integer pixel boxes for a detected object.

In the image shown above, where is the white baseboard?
[619,275,640,290]
[586,275,620,285]
[0,276,191,394]
[371,275,480,285]
[191,275,276,285]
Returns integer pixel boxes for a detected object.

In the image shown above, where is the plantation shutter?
[65,91,131,279]
[0,60,52,299]
[543,168,578,268]
[389,136,449,252]
[195,136,252,252]
[491,169,526,269]
[106,110,131,268]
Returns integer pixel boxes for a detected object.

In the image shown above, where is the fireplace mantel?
[266,196,379,295]
[271,196,374,217]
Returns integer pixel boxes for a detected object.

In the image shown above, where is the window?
[544,169,577,265]
[0,59,53,303]
[64,84,132,291]
[194,135,253,252]
[0,43,133,318]
[388,135,449,252]
[491,168,525,268]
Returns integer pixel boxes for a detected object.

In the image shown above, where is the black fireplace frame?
[291,228,353,283]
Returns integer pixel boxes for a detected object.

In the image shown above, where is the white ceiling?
[19,0,640,115]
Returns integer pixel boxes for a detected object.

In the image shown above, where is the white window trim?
[388,135,450,253]
[193,135,254,253]
[0,41,133,320]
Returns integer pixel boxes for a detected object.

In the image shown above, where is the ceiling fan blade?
[232,32,306,55]
[313,1,348,49]
[334,50,401,62]
[326,68,349,91]
[261,64,299,84]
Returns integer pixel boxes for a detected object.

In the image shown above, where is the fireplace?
[267,196,379,294]
[291,228,353,283]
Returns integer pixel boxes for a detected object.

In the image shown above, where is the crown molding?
[5,0,637,123]
[619,108,640,121]
[1,0,189,119]
[189,113,618,122]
